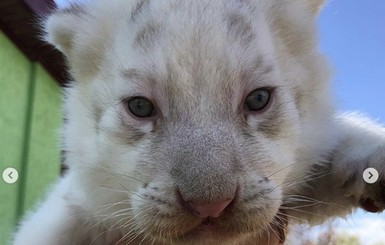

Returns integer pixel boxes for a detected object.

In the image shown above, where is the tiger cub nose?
[177,190,235,218]
[188,199,234,218]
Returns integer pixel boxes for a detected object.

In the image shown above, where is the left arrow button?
[2,168,18,184]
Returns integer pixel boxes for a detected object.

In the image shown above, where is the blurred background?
[0,0,384,244]
[0,0,64,243]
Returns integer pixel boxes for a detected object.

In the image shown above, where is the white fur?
[12,0,385,244]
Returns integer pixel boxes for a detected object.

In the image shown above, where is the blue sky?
[318,0,385,121]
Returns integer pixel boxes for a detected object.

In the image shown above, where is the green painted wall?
[0,31,61,244]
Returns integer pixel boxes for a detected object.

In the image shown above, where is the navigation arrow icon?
[363,168,379,184]
[2,167,18,184]
[368,172,373,179]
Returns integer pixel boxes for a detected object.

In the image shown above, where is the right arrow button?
[363,168,379,184]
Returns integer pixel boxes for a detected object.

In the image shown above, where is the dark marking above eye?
[122,68,142,79]
[250,57,274,76]
[121,68,157,85]
[131,0,150,21]
[135,22,160,49]
[240,57,275,86]
[226,12,254,45]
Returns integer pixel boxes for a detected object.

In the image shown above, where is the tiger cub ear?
[44,5,86,55]
[44,3,108,81]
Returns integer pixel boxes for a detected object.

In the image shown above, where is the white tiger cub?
[12,0,385,244]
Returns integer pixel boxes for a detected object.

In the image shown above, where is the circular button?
[363,168,379,184]
[2,167,19,184]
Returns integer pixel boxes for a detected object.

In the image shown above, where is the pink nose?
[188,199,234,218]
